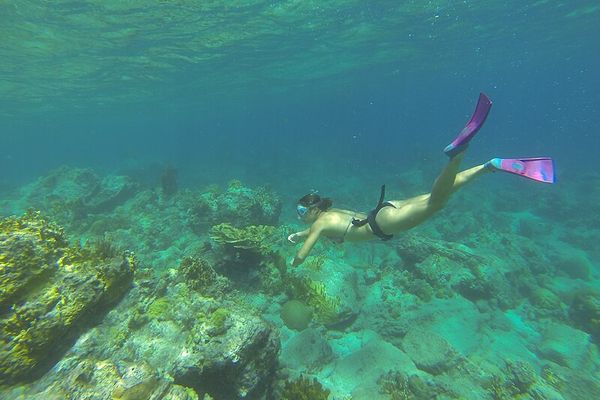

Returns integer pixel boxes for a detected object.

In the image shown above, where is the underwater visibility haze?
[1,1,600,399]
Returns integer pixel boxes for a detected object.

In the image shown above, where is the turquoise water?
[1,1,599,399]
[2,1,598,185]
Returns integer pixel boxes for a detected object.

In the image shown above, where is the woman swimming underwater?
[288,93,555,267]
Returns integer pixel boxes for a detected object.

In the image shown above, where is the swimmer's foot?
[486,157,556,183]
[444,93,493,158]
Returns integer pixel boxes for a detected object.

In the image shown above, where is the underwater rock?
[395,234,484,298]
[396,234,483,270]
[106,258,275,397]
[537,322,596,369]
[554,248,592,280]
[395,234,522,310]
[187,181,281,233]
[504,360,537,394]
[173,310,280,400]
[0,356,197,400]
[83,175,139,214]
[280,328,332,371]
[401,328,461,375]
[327,332,417,396]
[517,214,553,239]
[0,253,278,399]
[542,362,600,399]
[526,286,566,320]
[17,166,139,223]
[376,370,442,400]
[0,211,135,385]
[568,288,600,341]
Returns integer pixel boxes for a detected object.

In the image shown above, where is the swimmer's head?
[296,193,332,221]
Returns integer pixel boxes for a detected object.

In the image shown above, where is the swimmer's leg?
[376,155,491,233]
[377,157,554,235]
[428,152,491,209]
[450,162,492,192]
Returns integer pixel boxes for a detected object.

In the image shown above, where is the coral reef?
[488,360,538,399]
[21,167,139,225]
[179,256,228,296]
[401,328,460,375]
[210,223,278,255]
[376,370,438,400]
[396,234,520,310]
[280,299,313,331]
[173,302,280,399]
[0,211,135,384]
[2,163,599,399]
[288,275,342,327]
[147,296,172,320]
[527,286,565,319]
[1,247,280,398]
[302,254,327,272]
[377,370,412,400]
[281,375,330,400]
[187,181,281,233]
[0,356,198,400]
[0,210,68,309]
[554,249,592,280]
[569,288,600,341]
[210,223,288,293]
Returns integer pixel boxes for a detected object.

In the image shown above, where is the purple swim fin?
[444,93,493,157]
[487,157,556,183]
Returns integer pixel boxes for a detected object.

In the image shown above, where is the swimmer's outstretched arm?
[292,226,322,267]
[287,228,310,243]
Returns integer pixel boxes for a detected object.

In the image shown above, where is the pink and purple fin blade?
[444,92,493,157]
[489,157,556,184]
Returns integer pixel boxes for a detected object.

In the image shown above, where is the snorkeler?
[288,93,555,267]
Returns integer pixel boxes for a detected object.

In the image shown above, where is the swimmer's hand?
[291,255,304,267]
[288,229,309,244]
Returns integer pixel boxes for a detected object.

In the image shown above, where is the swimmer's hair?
[298,193,333,211]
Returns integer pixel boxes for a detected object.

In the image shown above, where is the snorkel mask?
[296,204,309,218]
[297,190,321,220]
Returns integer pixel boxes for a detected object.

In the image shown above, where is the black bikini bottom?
[351,184,396,241]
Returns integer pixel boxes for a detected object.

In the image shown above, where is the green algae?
[179,256,218,292]
[282,375,330,400]
[488,360,538,399]
[208,307,230,336]
[147,297,172,320]
[0,210,67,308]
[377,370,412,400]
[0,211,135,384]
[288,275,341,327]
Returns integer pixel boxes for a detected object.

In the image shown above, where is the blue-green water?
[1,1,600,399]
[2,1,598,187]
